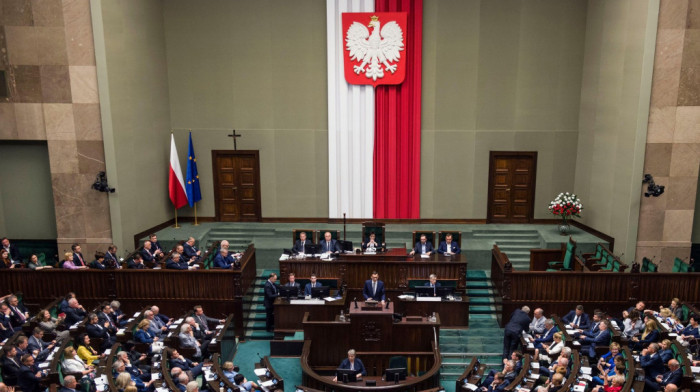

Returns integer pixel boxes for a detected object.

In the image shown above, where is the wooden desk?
[396,297,469,327]
[274,293,347,332]
[279,253,467,292]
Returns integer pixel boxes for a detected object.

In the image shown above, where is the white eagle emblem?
[345,15,404,81]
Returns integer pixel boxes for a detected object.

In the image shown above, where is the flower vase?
[558,217,571,236]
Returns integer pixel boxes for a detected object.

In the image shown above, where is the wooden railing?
[0,245,257,338]
[300,340,441,392]
[490,245,700,325]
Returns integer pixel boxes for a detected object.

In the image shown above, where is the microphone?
[354,297,358,309]
[256,352,264,366]
[385,298,391,309]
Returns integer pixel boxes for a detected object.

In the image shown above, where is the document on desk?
[421,254,430,258]
[254,368,268,376]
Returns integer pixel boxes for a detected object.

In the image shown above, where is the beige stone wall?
[637,0,700,270]
[0,0,111,257]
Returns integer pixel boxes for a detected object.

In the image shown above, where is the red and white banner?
[168,134,188,209]
[342,12,407,87]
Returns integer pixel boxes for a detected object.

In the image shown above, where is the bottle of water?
[339,310,346,322]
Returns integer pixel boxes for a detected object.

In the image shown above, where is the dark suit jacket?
[413,241,434,254]
[98,312,117,331]
[151,241,163,253]
[59,387,78,392]
[5,245,22,263]
[183,243,199,260]
[140,248,156,263]
[170,357,196,371]
[213,254,234,269]
[293,239,311,253]
[562,311,591,329]
[534,327,558,344]
[659,368,683,387]
[64,307,86,326]
[89,260,105,269]
[284,282,301,294]
[263,280,278,309]
[133,329,154,344]
[320,239,340,253]
[640,353,665,379]
[9,304,28,327]
[505,309,531,334]
[0,314,14,340]
[18,365,41,392]
[127,260,146,269]
[104,252,119,269]
[27,335,48,353]
[166,259,189,270]
[338,358,366,376]
[304,282,322,296]
[659,349,673,364]
[86,323,111,341]
[437,241,461,254]
[72,252,86,267]
[362,279,385,301]
[1,356,21,385]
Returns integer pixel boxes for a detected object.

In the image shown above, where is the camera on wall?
[91,171,115,193]
[642,174,664,197]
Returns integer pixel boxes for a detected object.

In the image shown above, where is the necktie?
[77,253,84,266]
[14,307,25,321]
[373,282,377,295]
[422,244,426,253]
[327,241,330,251]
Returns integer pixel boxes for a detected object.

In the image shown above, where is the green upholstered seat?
[292,229,316,245]
[413,231,436,247]
[438,231,462,247]
[318,230,340,241]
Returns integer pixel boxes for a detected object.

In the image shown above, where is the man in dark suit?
[166,253,190,270]
[141,240,160,264]
[86,313,115,351]
[169,349,203,378]
[581,321,610,358]
[89,251,106,269]
[28,328,55,361]
[64,298,87,326]
[284,272,302,291]
[149,234,164,254]
[193,305,224,335]
[183,237,201,261]
[1,346,21,386]
[437,234,461,254]
[641,343,665,381]
[502,306,531,359]
[304,274,321,296]
[562,305,591,329]
[645,359,682,392]
[0,303,16,340]
[104,244,120,269]
[71,243,86,267]
[293,232,312,253]
[423,274,441,296]
[333,349,366,381]
[1,238,22,264]
[320,232,340,253]
[98,305,118,332]
[213,248,234,269]
[573,311,602,339]
[6,295,29,328]
[264,273,278,332]
[362,271,385,303]
[409,234,434,256]
[530,319,557,349]
[17,354,43,392]
[127,253,147,269]
[59,375,78,392]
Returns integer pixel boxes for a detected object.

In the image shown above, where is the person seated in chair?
[562,305,591,330]
[183,237,201,262]
[437,234,461,254]
[409,234,433,256]
[89,251,106,269]
[169,349,203,379]
[104,244,120,269]
[166,253,190,270]
[640,343,665,382]
[362,232,384,252]
[213,248,235,269]
[333,349,366,382]
[320,232,340,253]
[127,253,147,269]
[304,274,321,296]
[293,232,312,254]
[645,359,682,392]
[284,272,302,291]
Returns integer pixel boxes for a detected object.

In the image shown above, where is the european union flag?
[185,132,202,207]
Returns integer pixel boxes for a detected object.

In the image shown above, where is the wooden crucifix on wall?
[227,130,242,150]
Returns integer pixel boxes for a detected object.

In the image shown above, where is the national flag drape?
[185,132,202,207]
[168,134,188,209]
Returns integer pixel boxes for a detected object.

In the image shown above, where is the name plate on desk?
[416,297,442,302]
[290,299,324,305]
[361,305,384,311]
[406,316,423,322]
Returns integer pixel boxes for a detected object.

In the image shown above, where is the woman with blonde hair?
[62,346,95,377]
[537,332,565,363]
[62,252,87,270]
[134,319,158,343]
[631,319,659,350]
[115,372,134,392]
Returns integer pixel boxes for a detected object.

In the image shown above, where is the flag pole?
[193,203,199,226]
[174,207,180,229]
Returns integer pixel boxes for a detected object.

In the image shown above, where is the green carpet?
[269,357,302,392]
[232,340,270,381]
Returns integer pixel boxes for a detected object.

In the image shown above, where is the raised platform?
[148,222,608,271]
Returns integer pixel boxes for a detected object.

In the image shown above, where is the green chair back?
[388,355,408,369]
[613,261,620,272]
[293,229,316,245]
[438,232,462,248]
[648,262,657,272]
[681,305,689,322]
[562,241,574,269]
[413,232,436,246]
[673,257,682,272]
[318,230,340,242]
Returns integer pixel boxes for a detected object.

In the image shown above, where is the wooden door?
[486,151,537,223]
[212,150,262,221]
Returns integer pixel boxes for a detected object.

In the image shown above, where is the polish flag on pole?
[169,134,188,209]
